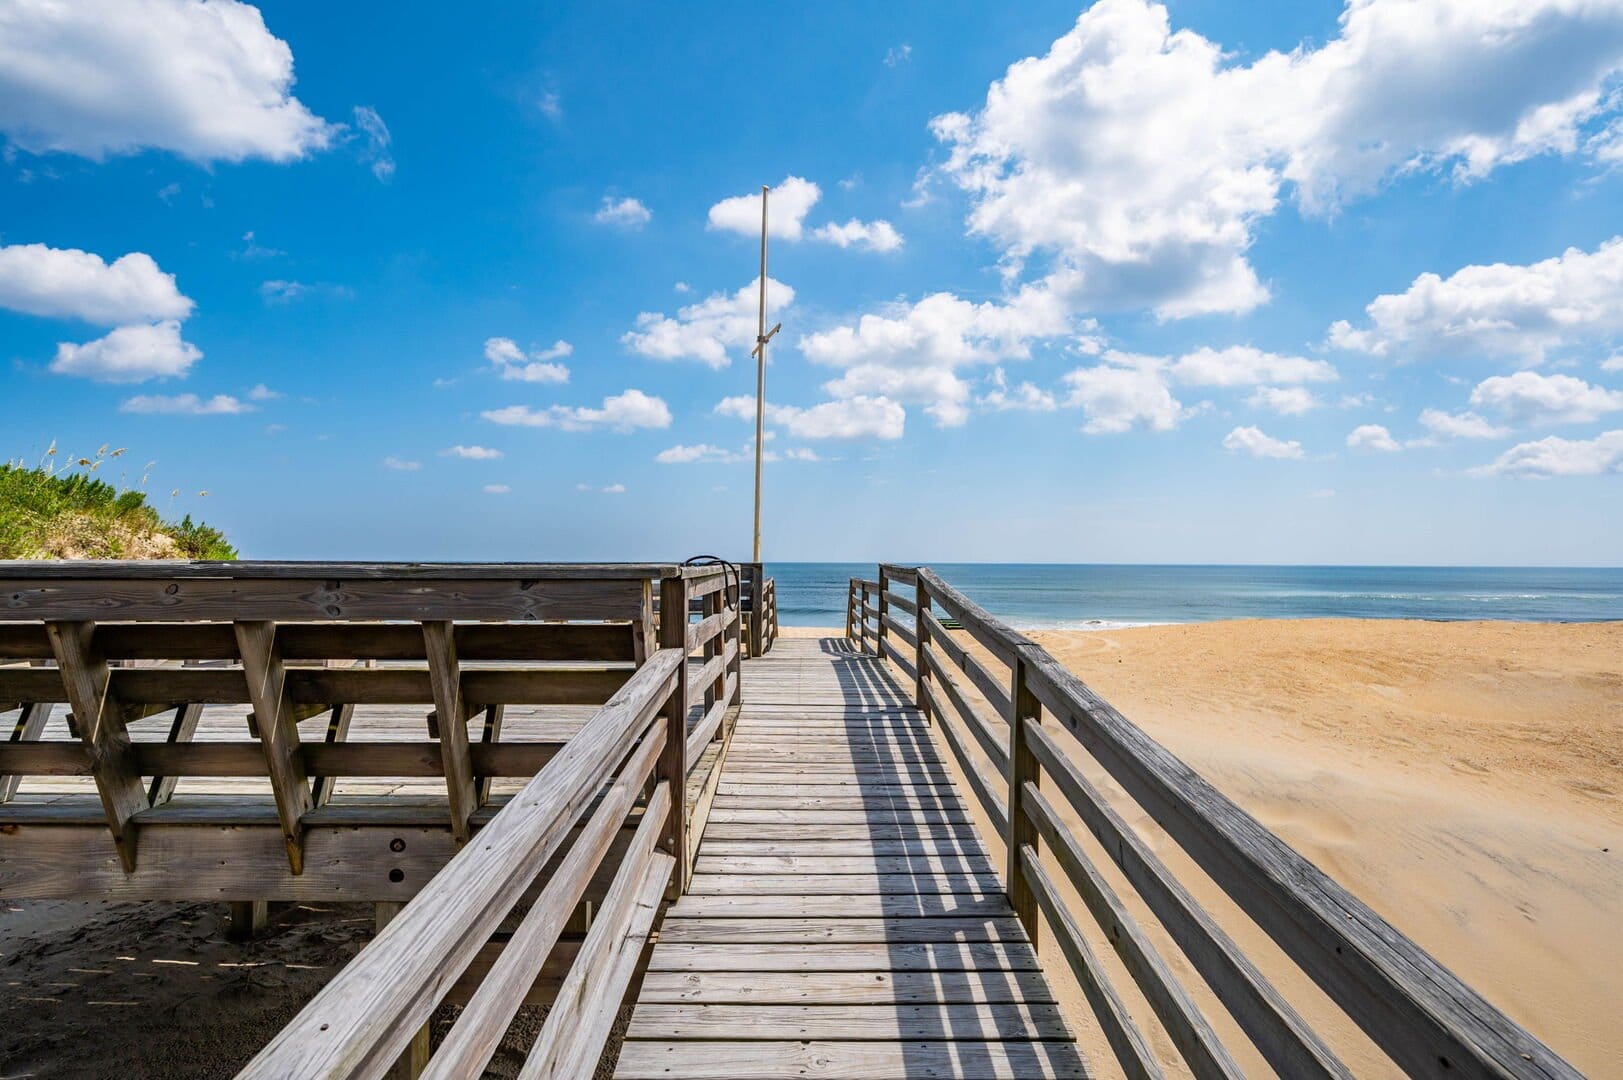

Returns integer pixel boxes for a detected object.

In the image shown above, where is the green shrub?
[0,452,237,560]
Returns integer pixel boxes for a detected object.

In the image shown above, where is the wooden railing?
[240,648,683,1078]
[0,562,739,903]
[848,564,1581,1080]
[738,562,779,656]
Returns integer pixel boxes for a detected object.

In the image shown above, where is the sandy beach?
[3,619,1617,1077]
[1024,619,1621,1077]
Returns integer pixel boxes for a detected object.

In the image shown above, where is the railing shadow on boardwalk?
[820,639,1088,1077]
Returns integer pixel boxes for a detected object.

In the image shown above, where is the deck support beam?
[227,899,270,941]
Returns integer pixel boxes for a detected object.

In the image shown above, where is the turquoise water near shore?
[764,563,1623,629]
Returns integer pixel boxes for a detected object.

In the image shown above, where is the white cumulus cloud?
[1329,238,1623,365]
[483,335,570,384]
[0,0,337,163]
[594,195,652,228]
[709,176,903,252]
[1223,425,1304,459]
[1347,423,1402,452]
[1247,386,1319,416]
[929,0,1623,319]
[709,176,821,239]
[1418,409,1509,440]
[811,219,904,252]
[715,394,905,440]
[1469,371,1623,425]
[51,320,201,382]
[442,445,503,460]
[120,392,250,415]
[1168,346,1337,387]
[623,277,793,369]
[482,389,672,432]
[1062,353,1185,435]
[1470,430,1623,477]
[0,243,193,324]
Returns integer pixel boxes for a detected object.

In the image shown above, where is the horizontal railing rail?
[849,563,1580,1080]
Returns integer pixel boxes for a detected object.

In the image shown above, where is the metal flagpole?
[751,185,780,564]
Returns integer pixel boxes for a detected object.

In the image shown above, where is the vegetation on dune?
[0,444,235,560]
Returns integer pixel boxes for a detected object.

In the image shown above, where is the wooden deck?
[615,637,1089,1079]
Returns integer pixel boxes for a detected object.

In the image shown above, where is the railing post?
[1007,648,1041,950]
[702,585,720,715]
[748,562,764,659]
[876,566,890,662]
[727,569,743,708]
[914,571,931,725]
[845,579,855,642]
[657,574,689,898]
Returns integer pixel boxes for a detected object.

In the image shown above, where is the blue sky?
[2,0,1621,565]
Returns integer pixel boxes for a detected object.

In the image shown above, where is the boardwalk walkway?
[615,637,1089,1078]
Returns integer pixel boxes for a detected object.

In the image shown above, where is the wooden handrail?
[236,647,683,1078]
[856,563,1582,1080]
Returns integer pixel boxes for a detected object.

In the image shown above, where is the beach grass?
[1,445,234,560]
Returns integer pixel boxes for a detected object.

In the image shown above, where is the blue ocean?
[763,563,1623,629]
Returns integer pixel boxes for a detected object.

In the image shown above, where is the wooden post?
[423,621,478,844]
[915,572,931,724]
[748,563,765,659]
[727,570,743,709]
[703,587,720,714]
[876,567,890,662]
[46,622,146,871]
[227,900,269,942]
[859,582,872,653]
[1007,649,1042,950]
[633,578,655,665]
[374,901,431,1079]
[657,575,689,898]
[844,580,855,642]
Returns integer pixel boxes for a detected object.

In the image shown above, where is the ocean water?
[764,563,1623,629]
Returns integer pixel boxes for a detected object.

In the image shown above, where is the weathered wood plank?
[646,940,1039,972]
[422,737,666,1079]
[655,917,1030,945]
[613,1039,1087,1079]
[693,854,996,876]
[661,893,1012,919]
[516,784,673,1079]
[687,872,1003,895]
[625,1002,1072,1041]
[636,969,1057,1005]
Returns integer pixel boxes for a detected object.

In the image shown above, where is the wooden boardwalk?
[615,637,1089,1079]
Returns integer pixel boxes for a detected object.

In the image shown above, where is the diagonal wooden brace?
[45,622,146,872]
[235,621,314,873]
